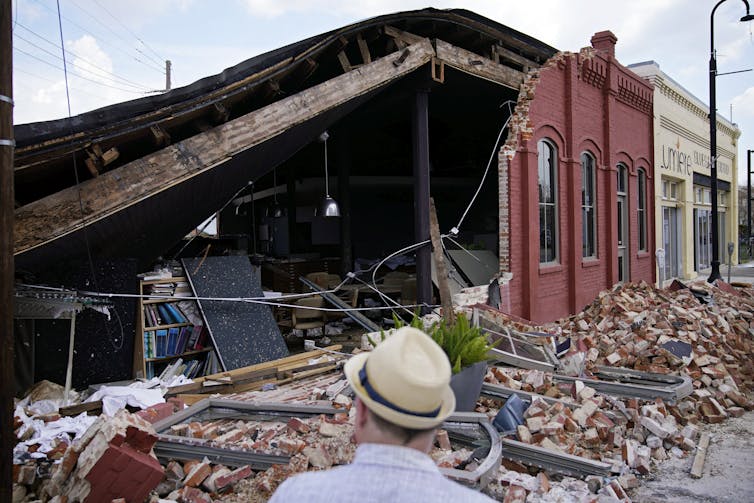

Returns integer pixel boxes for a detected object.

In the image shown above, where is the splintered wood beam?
[429,197,454,325]
[211,102,230,124]
[289,58,319,84]
[435,39,523,89]
[492,44,537,71]
[337,51,352,73]
[150,125,171,147]
[84,144,120,177]
[260,79,282,100]
[384,25,425,47]
[14,39,436,255]
[357,33,371,64]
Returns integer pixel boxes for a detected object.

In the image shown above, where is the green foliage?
[394,312,497,374]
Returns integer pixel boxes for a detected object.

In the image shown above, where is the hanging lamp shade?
[318,131,340,217]
[318,196,340,217]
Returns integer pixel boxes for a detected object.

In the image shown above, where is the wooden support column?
[413,87,431,313]
[429,198,454,324]
[1,1,14,499]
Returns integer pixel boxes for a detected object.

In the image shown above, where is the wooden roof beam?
[14,39,437,255]
[435,38,524,90]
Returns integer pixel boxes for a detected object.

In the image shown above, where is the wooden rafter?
[14,39,436,255]
[435,38,523,89]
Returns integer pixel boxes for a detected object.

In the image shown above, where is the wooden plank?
[435,38,523,90]
[690,433,710,478]
[429,197,455,325]
[384,25,426,46]
[357,34,371,64]
[14,40,436,255]
[337,51,352,73]
[192,345,342,383]
[492,44,538,70]
[59,400,102,416]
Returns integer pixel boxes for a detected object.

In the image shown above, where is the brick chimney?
[591,30,618,58]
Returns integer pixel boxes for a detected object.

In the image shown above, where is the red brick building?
[500,31,655,322]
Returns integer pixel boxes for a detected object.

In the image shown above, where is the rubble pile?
[471,280,754,502]
[550,281,754,398]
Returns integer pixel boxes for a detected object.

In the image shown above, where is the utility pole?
[0,0,15,499]
[165,60,171,92]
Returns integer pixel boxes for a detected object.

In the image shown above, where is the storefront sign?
[660,142,730,178]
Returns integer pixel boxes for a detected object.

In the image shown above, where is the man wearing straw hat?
[270,326,494,502]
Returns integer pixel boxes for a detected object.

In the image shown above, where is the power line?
[13,30,151,91]
[14,46,146,94]
[90,0,166,67]
[15,22,155,91]
[29,0,166,74]
[13,67,122,103]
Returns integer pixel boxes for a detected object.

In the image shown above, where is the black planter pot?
[449,360,488,412]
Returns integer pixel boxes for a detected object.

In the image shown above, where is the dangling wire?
[452,100,516,234]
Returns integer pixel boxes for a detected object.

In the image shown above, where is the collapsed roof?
[13,8,557,272]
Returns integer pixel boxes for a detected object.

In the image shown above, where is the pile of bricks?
[14,410,164,502]
[471,280,754,502]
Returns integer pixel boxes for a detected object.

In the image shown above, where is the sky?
[10,0,754,185]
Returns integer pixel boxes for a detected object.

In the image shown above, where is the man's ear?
[355,397,369,429]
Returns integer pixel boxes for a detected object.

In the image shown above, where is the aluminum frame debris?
[152,398,340,469]
[500,438,612,478]
[440,412,502,490]
[553,366,693,402]
[299,276,380,332]
[473,309,559,371]
[481,382,577,409]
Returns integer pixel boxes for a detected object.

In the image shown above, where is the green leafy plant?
[392,312,498,374]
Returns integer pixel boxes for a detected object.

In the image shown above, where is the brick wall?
[500,33,654,323]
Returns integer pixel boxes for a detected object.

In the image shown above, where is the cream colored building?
[629,61,740,282]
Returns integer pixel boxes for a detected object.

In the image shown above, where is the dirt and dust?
[630,411,754,502]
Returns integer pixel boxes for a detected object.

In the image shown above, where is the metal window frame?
[152,398,340,469]
[440,412,502,489]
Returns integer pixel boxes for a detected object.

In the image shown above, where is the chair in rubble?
[291,296,326,337]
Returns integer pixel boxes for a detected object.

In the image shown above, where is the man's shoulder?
[269,468,346,502]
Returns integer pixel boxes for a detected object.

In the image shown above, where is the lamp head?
[318,196,341,217]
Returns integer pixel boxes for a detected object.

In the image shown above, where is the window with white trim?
[538,139,558,263]
[581,152,597,258]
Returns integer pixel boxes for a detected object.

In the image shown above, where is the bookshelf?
[133,275,217,380]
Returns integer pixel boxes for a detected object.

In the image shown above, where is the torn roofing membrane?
[13,8,556,272]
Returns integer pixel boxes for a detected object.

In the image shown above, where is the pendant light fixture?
[317,131,340,217]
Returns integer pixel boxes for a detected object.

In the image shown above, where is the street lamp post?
[708,0,754,282]
[746,150,754,260]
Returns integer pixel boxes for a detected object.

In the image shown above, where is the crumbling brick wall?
[499,31,654,323]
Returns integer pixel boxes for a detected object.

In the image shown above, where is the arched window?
[581,152,597,258]
[638,168,647,251]
[538,139,558,263]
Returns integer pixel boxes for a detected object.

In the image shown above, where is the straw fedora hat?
[344,326,456,429]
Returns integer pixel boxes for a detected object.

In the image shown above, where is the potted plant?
[379,312,497,411]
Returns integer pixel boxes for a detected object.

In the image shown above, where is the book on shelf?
[164,303,188,324]
[143,330,154,359]
[187,324,203,349]
[176,300,202,325]
[155,329,168,358]
[166,327,180,356]
[157,304,176,325]
[176,326,191,354]
[204,351,219,376]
